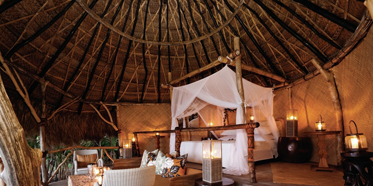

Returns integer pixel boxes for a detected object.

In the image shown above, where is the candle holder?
[345,120,368,152]
[202,140,222,183]
[123,139,132,159]
[286,109,298,137]
[315,115,326,131]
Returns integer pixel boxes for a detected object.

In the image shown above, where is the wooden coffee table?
[195,177,235,186]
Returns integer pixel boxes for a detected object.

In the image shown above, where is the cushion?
[140,149,159,167]
[76,154,97,168]
[161,154,188,178]
[155,151,167,175]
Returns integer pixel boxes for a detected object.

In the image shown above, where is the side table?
[341,151,373,186]
[195,177,235,186]
[304,131,341,171]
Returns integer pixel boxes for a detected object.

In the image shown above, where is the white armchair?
[95,166,156,186]
[73,149,99,175]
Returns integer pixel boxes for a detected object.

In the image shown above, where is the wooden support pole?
[134,133,140,157]
[0,158,4,186]
[246,127,256,183]
[311,58,343,166]
[40,82,48,186]
[0,74,42,186]
[234,37,256,183]
[175,127,182,156]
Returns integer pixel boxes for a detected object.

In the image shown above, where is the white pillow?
[218,135,236,141]
[221,130,236,136]
[254,126,271,135]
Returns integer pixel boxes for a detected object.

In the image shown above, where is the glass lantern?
[345,120,368,152]
[202,140,222,183]
[315,115,326,131]
[123,139,132,159]
[286,109,298,137]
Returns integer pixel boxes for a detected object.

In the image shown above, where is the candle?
[317,122,322,130]
[132,137,135,142]
[250,115,254,121]
[209,122,213,126]
[351,137,359,149]
[156,133,159,136]
[125,144,129,148]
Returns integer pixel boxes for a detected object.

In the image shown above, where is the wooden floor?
[50,160,342,186]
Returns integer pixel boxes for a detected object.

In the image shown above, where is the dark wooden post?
[134,133,140,157]
[155,135,160,149]
[40,82,47,185]
[175,127,182,156]
[246,125,256,183]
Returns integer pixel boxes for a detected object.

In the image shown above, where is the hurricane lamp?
[286,109,298,137]
[315,115,326,131]
[345,120,368,152]
[202,140,222,183]
[123,139,132,159]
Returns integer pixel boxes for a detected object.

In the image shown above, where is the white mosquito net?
[170,66,279,175]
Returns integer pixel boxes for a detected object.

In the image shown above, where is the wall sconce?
[315,115,326,131]
[209,122,213,127]
[286,109,298,137]
[202,140,222,183]
[123,139,132,159]
[156,132,160,136]
[250,115,254,121]
[345,120,368,152]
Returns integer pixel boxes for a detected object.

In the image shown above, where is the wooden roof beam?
[224,0,283,77]
[211,3,269,86]
[140,0,151,103]
[193,0,222,55]
[101,0,127,103]
[77,0,119,114]
[167,55,287,86]
[0,0,21,14]
[273,0,341,49]
[28,0,98,95]
[158,0,163,103]
[292,0,357,32]
[177,0,190,85]
[4,0,76,59]
[205,0,232,53]
[114,0,140,102]
[254,0,328,63]
[244,4,308,75]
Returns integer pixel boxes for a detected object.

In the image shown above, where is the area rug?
[271,162,344,186]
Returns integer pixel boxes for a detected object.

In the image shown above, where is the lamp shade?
[345,120,368,152]
[202,140,222,183]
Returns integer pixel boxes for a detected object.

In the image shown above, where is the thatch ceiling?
[0,0,369,112]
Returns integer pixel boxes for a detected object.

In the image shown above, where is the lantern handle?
[348,120,359,134]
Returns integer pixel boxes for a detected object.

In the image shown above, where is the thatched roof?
[0,0,370,113]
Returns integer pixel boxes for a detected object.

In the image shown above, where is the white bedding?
[180,140,276,167]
